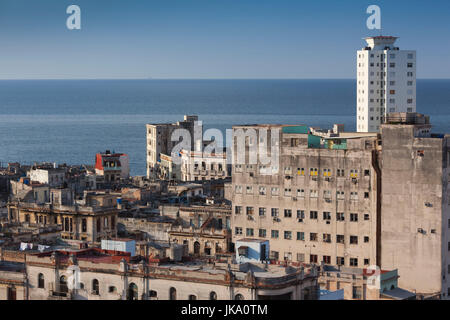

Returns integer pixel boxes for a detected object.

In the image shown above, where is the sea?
[0,79,449,176]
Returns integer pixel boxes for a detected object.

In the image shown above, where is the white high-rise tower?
[356,36,416,132]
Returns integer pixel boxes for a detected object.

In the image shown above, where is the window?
[271,208,279,217]
[246,228,254,237]
[234,294,244,300]
[310,255,318,263]
[297,189,305,197]
[284,188,292,196]
[310,190,318,198]
[259,186,266,195]
[364,259,370,266]
[259,208,266,216]
[284,231,292,240]
[92,279,100,295]
[323,212,331,220]
[350,236,358,245]
[337,257,345,266]
[297,210,305,219]
[336,235,344,244]
[323,256,331,264]
[364,236,370,243]
[235,206,242,214]
[235,185,242,194]
[284,209,292,218]
[407,62,413,68]
[352,286,362,299]
[323,234,331,243]
[310,168,318,176]
[169,287,177,300]
[271,187,279,196]
[337,169,345,177]
[297,253,305,262]
[109,286,117,293]
[270,251,279,260]
[259,229,266,238]
[350,258,358,267]
[271,230,279,239]
[246,186,253,194]
[364,192,369,199]
[210,292,217,300]
[337,212,345,221]
[297,232,305,241]
[235,227,243,235]
[310,233,318,242]
[310,211,318,220]
[189,295,197,300]
[246,207,254,215]
[350,213,358,222]
[38,273,45,289]
[297,168,305,176]
[337,191,345,200]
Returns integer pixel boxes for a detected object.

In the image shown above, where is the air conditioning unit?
[326,221,331,225]
[273,217,280,222]
[298,219,303,223]
[292,197,297,201]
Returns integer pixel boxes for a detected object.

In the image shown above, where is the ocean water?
[0,79,449,176]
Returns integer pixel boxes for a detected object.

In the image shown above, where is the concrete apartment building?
[357,36,416,132]
[229,113,450,298]
[146,115,199,179]
[230,124,380,269]
[379,113,450,298]
[180,149,231,182]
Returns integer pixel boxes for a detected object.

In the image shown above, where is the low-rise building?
[21,247,319,300]
[95,150,130,183]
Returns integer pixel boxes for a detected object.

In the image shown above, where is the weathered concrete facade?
[8,248,319,300]
[7,201,118,243]
[231,124,380,269]
[146,115,198,179]
[380,113,450,298]
[180,149,231,182]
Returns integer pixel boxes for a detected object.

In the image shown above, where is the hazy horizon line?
[0,77,449,81]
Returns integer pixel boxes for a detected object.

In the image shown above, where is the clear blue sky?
[0,0,449,79]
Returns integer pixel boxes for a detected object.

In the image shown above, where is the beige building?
[146,115,199,179]
[168,204,232,256]
[7,194,118,243]
[180,149,230,182]
[231,124,380,268]
[0,261,27,300]
[2,248,319,300]
[379,113,450,298]
[318,266,415,300]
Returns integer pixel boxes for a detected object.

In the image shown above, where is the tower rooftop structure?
[364,36,398,50]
